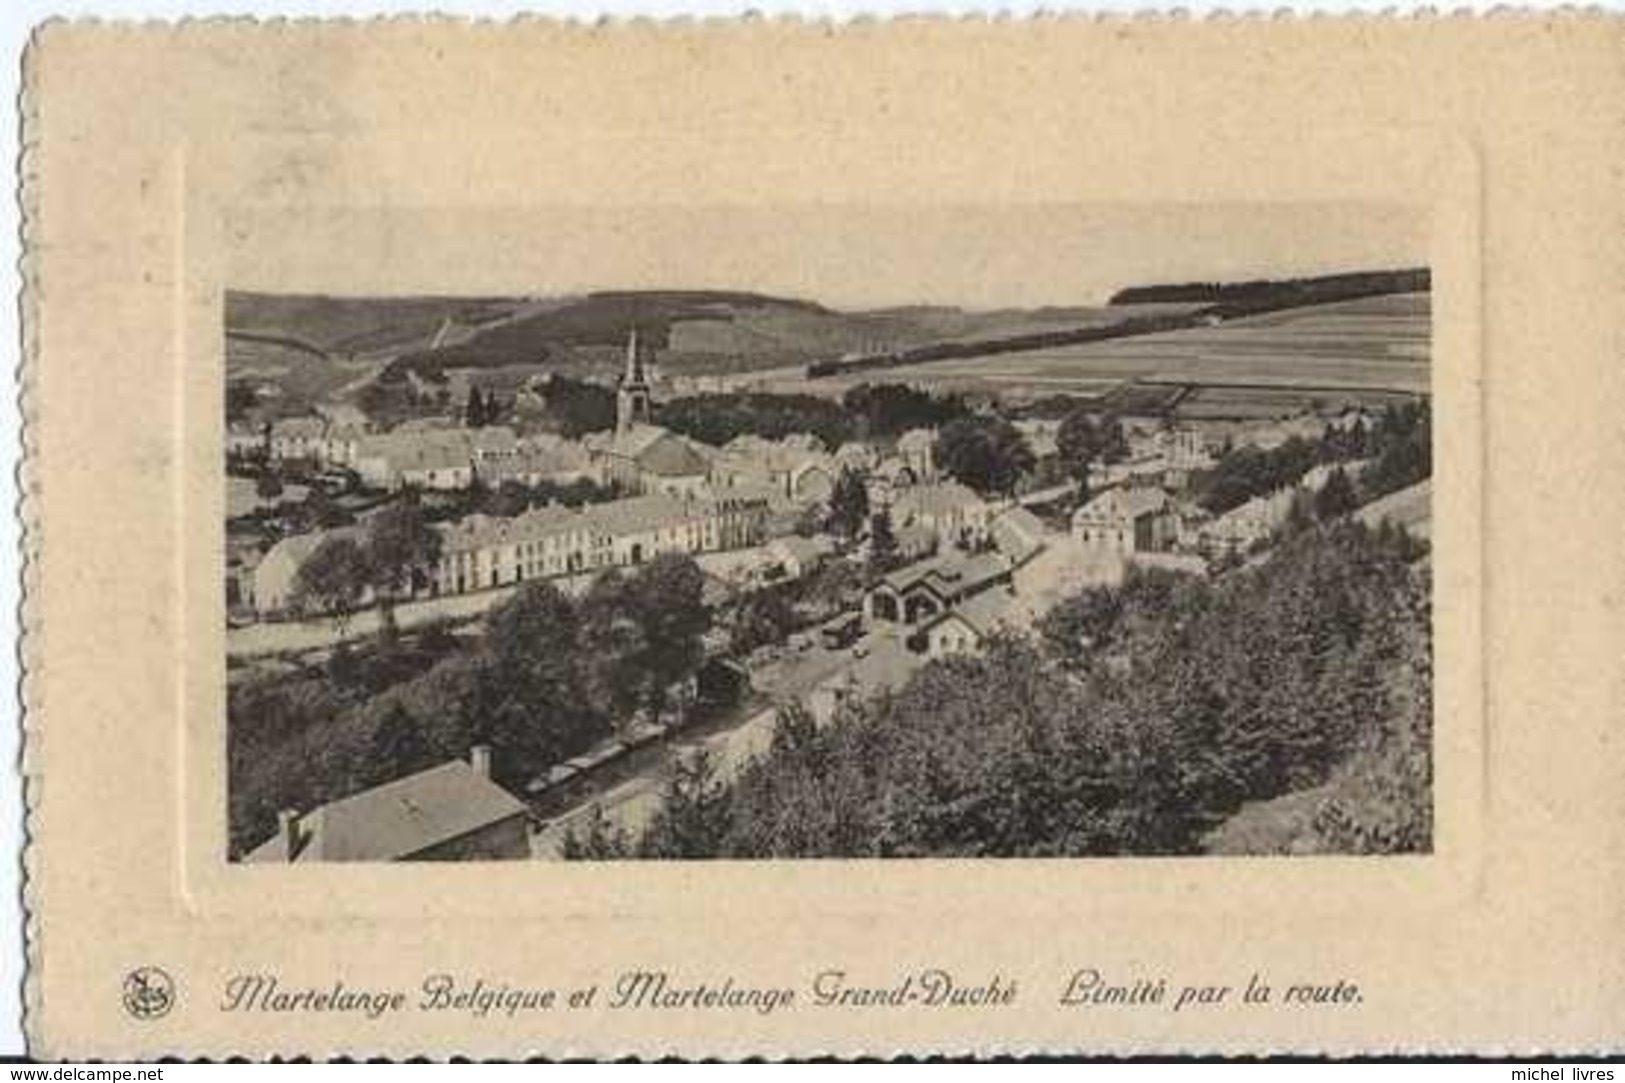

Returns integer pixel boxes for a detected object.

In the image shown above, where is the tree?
[485,580,581,674]
[730,588,797,656]
[1055,410,1128,492]
[479,582,608,775]
[226,382,260,424]
[842,383,971,439]
[826,468,870,542]
[627,555,712,716]
[579,570,651,722]
[289,536,371,635]
[364,500,443,639]
[255,472,285,501]
[637,748,732,859]
[933,416,1035,496]
[561,805,634,860]
[1314,466,1360,521]
[367,701,431,786]
[867,508,899,575]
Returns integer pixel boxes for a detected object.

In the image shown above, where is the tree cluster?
[932,416,1036,496]
[840,383,972,440]
[537,376,618,438]
[1193,400,1431,516]
[1054,410,1129,493]
[654,392,853,450]
[1108,269,1429,310]
[463,387,507,428]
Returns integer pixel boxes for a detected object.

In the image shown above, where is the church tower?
[615,326,653,435]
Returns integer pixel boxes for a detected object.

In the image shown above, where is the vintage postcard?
[19,17,1625,1059]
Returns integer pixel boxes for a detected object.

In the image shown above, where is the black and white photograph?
[223,204,1434,864]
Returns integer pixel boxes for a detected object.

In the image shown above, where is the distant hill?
[226,272,1432,411]
[226,288,1150,399]
[225,293,528,358]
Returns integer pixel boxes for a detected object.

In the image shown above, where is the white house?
[1072,487,1178,555]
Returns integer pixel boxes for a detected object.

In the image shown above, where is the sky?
[227,201,1430,312]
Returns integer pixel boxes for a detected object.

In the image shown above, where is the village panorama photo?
[223,204,1434,863]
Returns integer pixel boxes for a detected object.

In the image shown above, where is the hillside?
[225,272,1430,419]
[226,293,528,358]
[226,289,1160,404]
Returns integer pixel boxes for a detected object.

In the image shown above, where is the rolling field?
[859,293,1431,401]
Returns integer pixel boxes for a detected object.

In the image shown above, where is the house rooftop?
[892,481,986,519]
[270,416,327,439]
[923,586,1015,638]
[1075,486,1170,522]
[260,526,361,569]
[243,759,527,863]
[878,551,1009,597]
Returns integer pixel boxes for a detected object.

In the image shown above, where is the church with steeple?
[584,327,713,496]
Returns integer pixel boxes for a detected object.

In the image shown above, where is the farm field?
[856,292,1431,399]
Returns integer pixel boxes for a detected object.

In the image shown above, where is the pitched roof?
[877,551,1009,598]
[438,503,586,555]
[771,535,837,565]
[995,505,1046,538]
[469,426,520,453]
[991,506,1048,559]
[259,526,361,570]
[357,429,474,472]
[270,416,327,440]
[244,760,527,863]
[924,586,1014,637]
[599,423,672,458]
[892,481,986,519]
[580,493,698,536]
[1075,486,1169,523]
[480,442,590,482]
[637,435,712,478]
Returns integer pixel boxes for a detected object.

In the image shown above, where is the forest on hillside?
[565,521,1432,860]
[1108,268,1430,310]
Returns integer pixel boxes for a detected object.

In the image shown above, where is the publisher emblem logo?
[122,967,175,1020]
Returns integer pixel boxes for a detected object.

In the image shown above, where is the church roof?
[638,437,712,478]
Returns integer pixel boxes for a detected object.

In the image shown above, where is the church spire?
[616,325,653,435]
[624,326,646,386]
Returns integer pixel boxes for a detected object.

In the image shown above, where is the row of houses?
[251,489,772,617]
[1069,458,1372,569]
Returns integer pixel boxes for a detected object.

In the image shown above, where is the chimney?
[277,809,301,861]
[470,744,493,779]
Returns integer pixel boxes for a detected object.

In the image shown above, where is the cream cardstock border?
[21,18,1625,1059]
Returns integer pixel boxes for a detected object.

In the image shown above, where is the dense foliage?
[933,416,1037,496]
[655,392,853,450]
[1055,410,1129,490]
[228,555,713,857]
[1192,401,1430,515]
[1193,436,1326,514]
[537,375,618,438]
[1108,268,1429,310]
[841,383,972,439]
[565,522,1431,860]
